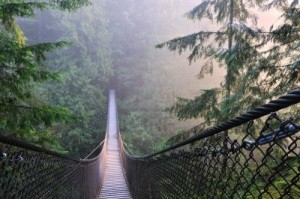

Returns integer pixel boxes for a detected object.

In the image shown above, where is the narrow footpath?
[99,90,132,199]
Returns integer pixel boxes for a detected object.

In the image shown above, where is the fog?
[122,0,224,98]
[16,0,285,155]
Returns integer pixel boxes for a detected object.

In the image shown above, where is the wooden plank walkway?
[99,90,132,199]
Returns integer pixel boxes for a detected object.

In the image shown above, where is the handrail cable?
[120,89,300,199]
[0,134,83,161]
[84,140,104,160]
[0,117,107,198]
[140,88,300,158]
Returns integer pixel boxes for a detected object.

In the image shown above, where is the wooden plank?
[99,90,132,199]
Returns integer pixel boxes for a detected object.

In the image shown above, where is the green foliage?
[167,89,220,120]
[106,0,196,155]
[119,111,156,156]
[19,0,113,157]
[158,0,300,126]
[0,0,89,151]
[50,0,90,10]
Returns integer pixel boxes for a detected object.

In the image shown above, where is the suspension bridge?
[0,89,300,198]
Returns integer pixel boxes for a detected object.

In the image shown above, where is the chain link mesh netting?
[0,136,106,199]
[1,90,300,199]
[121,90,300,199]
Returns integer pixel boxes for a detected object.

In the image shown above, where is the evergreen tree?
[0,0,89,151]
[157,0,299,126]
[106,0,196,155]
[19,0,113,157]
[245,1,300,99]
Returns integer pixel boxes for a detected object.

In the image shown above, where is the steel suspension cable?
[141,88,300,158]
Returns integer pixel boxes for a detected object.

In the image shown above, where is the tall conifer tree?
[22,0,113,157]
[0,0,89,150]
[157,0,299,125]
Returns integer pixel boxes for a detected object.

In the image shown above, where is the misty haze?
[0,0,299,198]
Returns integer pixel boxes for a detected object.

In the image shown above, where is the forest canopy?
[0,0,91,152]
[158,0,300,129]
[0,0,113,157]
[1,0,299,157]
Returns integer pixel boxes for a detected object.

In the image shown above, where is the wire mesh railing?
[120,89,300,199]
[0,133,106,199]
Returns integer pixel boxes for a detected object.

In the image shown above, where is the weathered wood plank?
[99,91,132,199]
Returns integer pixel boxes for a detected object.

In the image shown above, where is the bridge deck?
[99,91,132,199]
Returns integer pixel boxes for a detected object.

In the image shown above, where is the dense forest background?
[106,0,213,155]
[19,0,113,158]
[3,0,209,157]
[1,0,299,158]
